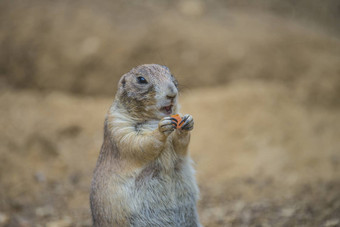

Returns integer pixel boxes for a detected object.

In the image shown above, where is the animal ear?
[161,65,170,71]
[121,76,126,88]
[117,75,127,94]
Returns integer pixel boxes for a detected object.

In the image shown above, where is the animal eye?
[137,76,148,84]
[171,75,178,87]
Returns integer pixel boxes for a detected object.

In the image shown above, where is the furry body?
[90,64,200,227]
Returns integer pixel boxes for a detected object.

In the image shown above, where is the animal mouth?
[161,105,173,115]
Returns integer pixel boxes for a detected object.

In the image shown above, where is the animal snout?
[166,85,177,100]
[166,93,177,100]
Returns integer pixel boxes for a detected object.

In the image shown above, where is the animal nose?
[166,85,177,101]
[166,93,176,100]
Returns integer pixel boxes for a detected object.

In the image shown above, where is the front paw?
[179,114,194,131]
[158,117,177,136]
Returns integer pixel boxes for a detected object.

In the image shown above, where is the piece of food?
[171,114,184,129]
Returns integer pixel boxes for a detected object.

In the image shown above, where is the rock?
[178,0,205,17]
[324,219,340,227]
[13,216,30,227]
[234,200,245,213]
[0,212,9,225]
[280,207,295,217]
[35,205,54,217]
[34,172,46,183]
[46,216,72,227]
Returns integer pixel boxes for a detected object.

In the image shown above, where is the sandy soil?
[0,81,339,226]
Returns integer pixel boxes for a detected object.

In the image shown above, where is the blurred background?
[0,0,340,226]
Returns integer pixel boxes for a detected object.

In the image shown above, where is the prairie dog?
[90,64,200,226]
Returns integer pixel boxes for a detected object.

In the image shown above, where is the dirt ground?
[1,82,340,227]
[0,1,340,227]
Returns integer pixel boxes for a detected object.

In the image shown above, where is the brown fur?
[90,64,200,227]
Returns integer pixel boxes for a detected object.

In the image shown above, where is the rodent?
[90,64,201,227]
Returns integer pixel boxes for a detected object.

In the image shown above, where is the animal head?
[115,64,179,120]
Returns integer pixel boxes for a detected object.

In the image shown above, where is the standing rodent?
[90,64,201,227]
